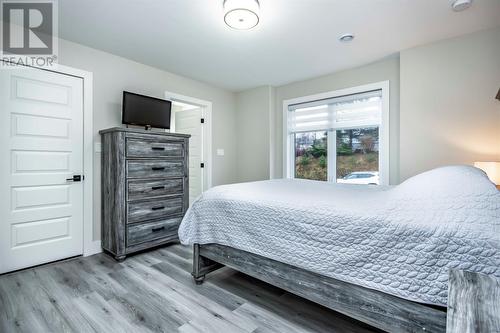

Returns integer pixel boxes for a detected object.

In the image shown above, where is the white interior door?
[174,108,203,205]
[0,65,84,274]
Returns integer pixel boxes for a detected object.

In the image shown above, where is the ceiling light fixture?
[339,33,355,43]
[223,0,260,30]
[451,0,473,12]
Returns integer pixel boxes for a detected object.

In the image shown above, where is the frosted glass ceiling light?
[224,0,260,30]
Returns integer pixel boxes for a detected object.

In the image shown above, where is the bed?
[178,166,500,332]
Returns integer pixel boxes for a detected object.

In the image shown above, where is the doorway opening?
[166,92,212,206]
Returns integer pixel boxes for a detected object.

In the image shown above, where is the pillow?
[393,165,498,197]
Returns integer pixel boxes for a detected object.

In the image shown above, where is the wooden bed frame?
[192,243,447,333]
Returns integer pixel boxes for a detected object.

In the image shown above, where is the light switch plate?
[216,149,224,156]
[94,142,102,153]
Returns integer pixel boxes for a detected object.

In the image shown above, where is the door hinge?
[200,163,205,168]
[201,118,205,124]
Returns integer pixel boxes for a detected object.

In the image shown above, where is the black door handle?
[151,206,165,211]
[66,175,82,182]
[151,147,165,151]
[152,167,165,171]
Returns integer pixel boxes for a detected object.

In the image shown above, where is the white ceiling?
[59,0,500,91]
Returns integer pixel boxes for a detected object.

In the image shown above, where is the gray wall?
[400,27,500,181]
[267,27,500,184]
[55,27,500,241]
[235,86,274,182]
[272,56,401,184]
[58,39,237,240]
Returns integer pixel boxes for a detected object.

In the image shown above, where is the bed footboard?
[192,243,447,333]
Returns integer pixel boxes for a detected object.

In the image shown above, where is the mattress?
[178,166,500,306]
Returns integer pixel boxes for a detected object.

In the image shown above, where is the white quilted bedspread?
[178,166,500,306]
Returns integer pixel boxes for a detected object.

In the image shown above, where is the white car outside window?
[337,172,379,185]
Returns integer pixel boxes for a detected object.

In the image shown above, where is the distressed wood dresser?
[99,127,190,261]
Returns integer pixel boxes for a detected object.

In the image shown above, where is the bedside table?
[447,269,500,332]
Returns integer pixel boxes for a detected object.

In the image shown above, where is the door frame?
[1,61,96,257]
[164,91,213,192]
[52,65,96,256]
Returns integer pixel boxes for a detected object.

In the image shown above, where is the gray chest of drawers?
[99,127,190,261]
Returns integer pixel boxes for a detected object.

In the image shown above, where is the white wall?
[58,39,237,240]
[400,27,500,181]
[235,86,274,182]
[272,56,401,184]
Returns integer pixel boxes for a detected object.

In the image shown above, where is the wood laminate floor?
[0,244,380,333]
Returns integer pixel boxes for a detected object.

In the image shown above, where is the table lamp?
[474,162,500,189]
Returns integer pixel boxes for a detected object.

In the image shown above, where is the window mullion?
[327,104,336,183]
[289,133,295,179]
[326,131,335,183]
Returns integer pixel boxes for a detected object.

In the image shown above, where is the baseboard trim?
[84,240,102,257]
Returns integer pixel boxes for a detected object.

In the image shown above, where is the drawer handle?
[151,206,165,211]
[152,167,165,171]
[152,186,165,190]
[151,147,165,151]
[151,226,165,233]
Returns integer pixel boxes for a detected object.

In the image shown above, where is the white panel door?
[0,66,84,274]
[175,108,203,205]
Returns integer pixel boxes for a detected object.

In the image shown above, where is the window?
[295,131,327,181]
[284,82,389,185]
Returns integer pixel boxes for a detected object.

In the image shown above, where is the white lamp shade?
[474,162,500,185]
[224,0,260,30]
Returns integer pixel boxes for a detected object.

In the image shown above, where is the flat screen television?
[122,91,172,129]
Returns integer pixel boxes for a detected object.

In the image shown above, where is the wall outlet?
[94,142,102,153]
[216,149,225,156]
